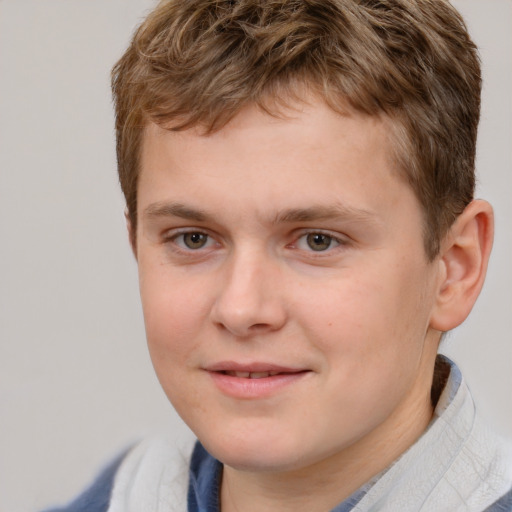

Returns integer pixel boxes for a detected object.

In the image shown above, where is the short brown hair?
[111,0,481,259]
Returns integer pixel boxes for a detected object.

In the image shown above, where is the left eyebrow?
[272,205,380,225]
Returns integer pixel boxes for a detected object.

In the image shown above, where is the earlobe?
[125,208,138,260]
[430,200,494,332]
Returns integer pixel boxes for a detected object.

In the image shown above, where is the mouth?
[205,361,309,377]
[205,363,311,399]
[219,370,300,379]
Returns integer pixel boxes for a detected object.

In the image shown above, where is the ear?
[125,208,138,260]
[430,200,494,332]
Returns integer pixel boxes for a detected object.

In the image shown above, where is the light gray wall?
[0,1,510,511]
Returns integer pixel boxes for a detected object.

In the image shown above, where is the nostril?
[210,291,287,336]
[249,323,271,331]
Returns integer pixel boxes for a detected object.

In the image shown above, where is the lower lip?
[208,371,310,399]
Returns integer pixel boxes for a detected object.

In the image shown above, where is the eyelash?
[292,231,346,253]
[162,229,349,256]
[163,229,217,252]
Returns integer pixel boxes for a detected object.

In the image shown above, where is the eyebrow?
[144,202,209,222]
[143,201,380,226]
[272,205,378,224]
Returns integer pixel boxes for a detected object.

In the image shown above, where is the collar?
[185,355,512,512]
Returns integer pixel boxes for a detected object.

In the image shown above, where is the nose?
[210,250,287,338]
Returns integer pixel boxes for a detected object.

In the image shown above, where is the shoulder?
[108,435,192,512]
[484,486,512,511]
[419,358,512,511]
[42,436,194,512]
[41,448,130,512]
[353,356,512,512]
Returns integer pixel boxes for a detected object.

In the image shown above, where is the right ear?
[125,208,138,259]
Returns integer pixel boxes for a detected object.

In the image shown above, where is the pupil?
[185,232,206,248]
[307,233,331,251]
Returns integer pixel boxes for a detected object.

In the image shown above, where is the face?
[135,99,442,474]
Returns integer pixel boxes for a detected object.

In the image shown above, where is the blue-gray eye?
[183,232,209,249]
[306,233,334,251]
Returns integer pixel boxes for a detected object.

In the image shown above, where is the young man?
[46,0,512,510]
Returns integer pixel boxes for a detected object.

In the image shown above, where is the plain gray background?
[0,1,510,511]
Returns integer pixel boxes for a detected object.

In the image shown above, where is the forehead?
[137,99,416,230]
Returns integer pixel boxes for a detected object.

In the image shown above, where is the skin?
[132,98,493,512]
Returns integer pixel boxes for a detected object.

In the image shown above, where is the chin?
[211,445,305,473]
[196,425,322,473]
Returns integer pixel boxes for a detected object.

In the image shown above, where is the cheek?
[139,266,212,364]
[139,270,213,417]
[298,270,432,429]
[296,262,432,365]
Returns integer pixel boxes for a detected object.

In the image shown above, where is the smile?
[222,370,284,379]
[205,363,311,399]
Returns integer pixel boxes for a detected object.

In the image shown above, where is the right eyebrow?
[143,202,210,222]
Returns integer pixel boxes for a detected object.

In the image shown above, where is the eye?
[174,232,212,250]
[296,232,341,252]
[305,233,339,252]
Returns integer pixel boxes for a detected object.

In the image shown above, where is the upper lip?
[204,361,307,374]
